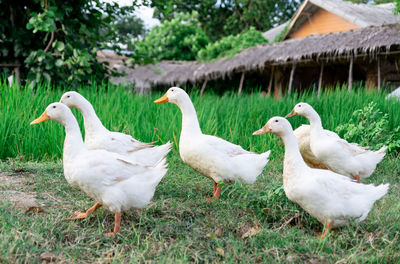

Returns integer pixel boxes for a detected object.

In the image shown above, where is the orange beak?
[30,111,50,125]
[154,93,169,104]
[252,124,271,135]
[285,109,297,118]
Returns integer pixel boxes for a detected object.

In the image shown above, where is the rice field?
[1,81,399,161]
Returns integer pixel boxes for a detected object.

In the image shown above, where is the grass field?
[0,82,399,262]
[0,154,399,263]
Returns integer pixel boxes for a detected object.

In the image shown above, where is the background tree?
[130,12,209,64]
[106,14,147,51]
[197,27,267,61]
[0,0,136,87]
[148,0,301,41]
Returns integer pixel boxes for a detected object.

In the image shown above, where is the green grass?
[1,81,399,161]
[1,81,399,262]
[0,154,399,263]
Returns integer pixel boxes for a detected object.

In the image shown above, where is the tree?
[130,12,209,64]
[0,0,136,87]
[108,14,147,51]
[148,0,301,41]
[197,27,268,61]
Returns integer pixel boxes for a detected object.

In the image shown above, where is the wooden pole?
[267,67,275,95]
[318,62,324,97]
[274,69,283,100]
[377,57,381,92]
[348,56,353,91]
[238,72,245,96]
[200,79,208,96]
[288,62,296,94]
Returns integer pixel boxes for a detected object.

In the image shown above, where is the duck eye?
[67,95,70,98]
[298,105,301,107]
[275,120,279,123]
[53,106,56,109]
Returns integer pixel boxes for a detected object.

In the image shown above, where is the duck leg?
[354,175,361,183]
[68,202,102,220]
[106,212,122,237]
[213,185,222,200]
[208,181,222,202]
[321,220,334,239]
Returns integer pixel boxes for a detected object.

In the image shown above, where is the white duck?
[154,87,270,200]
[60,91,171,166]
[294,125,329,169]
[286,103,387,183]
[253,117,389,237]
[31,103,167,236]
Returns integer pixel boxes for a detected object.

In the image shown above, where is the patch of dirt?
[0,172,41,211]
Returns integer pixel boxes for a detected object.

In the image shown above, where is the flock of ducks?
[30,87,389,237]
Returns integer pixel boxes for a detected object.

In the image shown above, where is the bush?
[1,0,134,87]
[335,102,400,153]
[197,27,268,61]
[130,12,209,64]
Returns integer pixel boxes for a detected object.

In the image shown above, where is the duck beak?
[253,124,271,135]
[30,111,50,125]
[285,109,297,118]
[154,93,169,104]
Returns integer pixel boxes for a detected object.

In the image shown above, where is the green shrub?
[197,27,268,61]
[130,12,209,64]
[335,102,400,153]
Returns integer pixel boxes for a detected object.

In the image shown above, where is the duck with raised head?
[60,91,171,166]
[31,103,168,236]
[253,117,388,238]
[154,87,270,201]
[286,103,386,183]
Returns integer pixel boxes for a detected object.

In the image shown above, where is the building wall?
[289,8,359,39]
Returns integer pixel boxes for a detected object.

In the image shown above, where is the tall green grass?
[1,81,399,161]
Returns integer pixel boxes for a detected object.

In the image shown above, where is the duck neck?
[63,114,85,159]
[76,98,107,135]
[177,97,202,136]
[306,109,324,135]
[281,132,308,173]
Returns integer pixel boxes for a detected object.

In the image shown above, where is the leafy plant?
[197,27,268,61]
[1,0,137,87]
[335,102,400,153]
[130,12,209,64]
[149,0,301,41]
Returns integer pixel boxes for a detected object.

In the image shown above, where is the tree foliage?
[148,0,301,41]
[0,0,136,87]
[197,27,267,61]
[107,14,146,51]
[130,12,209,64]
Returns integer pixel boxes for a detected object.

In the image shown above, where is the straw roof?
[262,21,289,42]
[114,24,400,90]
[110,60,205,90]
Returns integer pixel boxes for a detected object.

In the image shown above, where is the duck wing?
[203,135,252,157]
[105,131,154,153]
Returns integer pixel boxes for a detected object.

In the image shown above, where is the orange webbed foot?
[67,211,89,221]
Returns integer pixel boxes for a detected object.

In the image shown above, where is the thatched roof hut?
[115,23,400,92]
[201,23,400,78]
